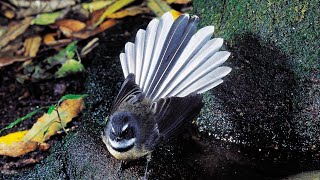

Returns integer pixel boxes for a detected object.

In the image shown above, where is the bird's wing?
[147,93,203,146]
[119,12,231,102]
[111,74,143,112]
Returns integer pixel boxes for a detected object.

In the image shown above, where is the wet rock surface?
[3,0,319,179]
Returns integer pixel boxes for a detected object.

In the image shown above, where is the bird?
[101,11,231,171]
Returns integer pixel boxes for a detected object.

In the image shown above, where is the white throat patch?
[109,137,136,149]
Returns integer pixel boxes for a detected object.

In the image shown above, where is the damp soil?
[0,63,85,174]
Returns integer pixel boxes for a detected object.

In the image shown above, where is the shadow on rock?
[211,33,320,178]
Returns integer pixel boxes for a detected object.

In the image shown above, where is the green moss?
[194,0,319,79]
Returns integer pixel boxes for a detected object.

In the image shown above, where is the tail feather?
[139,19,159,89]
[175,67,232,97]
[165,51,231,97]
[125,42,136,75]
[143,12,174,92]
[145,14,191,97]
[153,26,215,100]
[134,29,146,84]
[120,12,231,102]
[120,53,129,78]
[156,38,224,98]
[147,15,199,100]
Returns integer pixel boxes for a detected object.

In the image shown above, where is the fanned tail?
[120,12,231,102]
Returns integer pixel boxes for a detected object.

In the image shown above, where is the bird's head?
[104,111,139,152]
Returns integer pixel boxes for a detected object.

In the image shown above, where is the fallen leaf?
[22,98,84,143]
[0,17,32,49]
[39,143,50,151]
[43,33,57,45]
[24,36,42,57]
[73,19,117,39]
[56,19,86,37]
[170,9,181,19]
[167,0,191,4]
[94,0,135,27]
[11,0,76,17]
[32,11,62,25]
[4,10,15,19]
[0,28,6,38]
[0,56,30,68]
[106,6,150,19]
[147,0,172,17]
[81,38,99,57]
[0,130,37,157]
[44,33,72,46]
[82,0,115,12]
[55,59,85,78]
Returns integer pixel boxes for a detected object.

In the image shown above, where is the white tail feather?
[153,26,215,99]
[139,19,159,89]
[125,42,136,75]
[143,12,174,92]
[134,29,146,84]
[120,12,231,101]
[120,53,128,77]
[175,67,231,97]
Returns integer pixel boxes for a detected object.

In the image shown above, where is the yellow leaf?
[23,99,84,143]
[167,0,191,4]
[147,0,171,17]
[24,36,42,57]
[0,130,37,157]
[94,0,135,27]
[82,0,115,12]
[106,6,150,19]
[169,9,181,19]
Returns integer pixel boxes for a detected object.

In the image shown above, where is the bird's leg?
[143,154,152,180]
[117,160,127,177]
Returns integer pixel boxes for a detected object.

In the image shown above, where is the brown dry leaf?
[167,0,191,4]
[106,6,151,19]
[56,19,86,37]
[0,56,31,68]
[73,19,117,39]
[22,99,84,143]
[44,33,72,47]
[0,17,33,49]
[0,130,37,157]
[24,36,42,57]
[44,33,57,45]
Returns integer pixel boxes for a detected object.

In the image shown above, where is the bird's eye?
[124,129,129,135]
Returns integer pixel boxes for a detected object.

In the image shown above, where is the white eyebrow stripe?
[109,138,136,149]
[122,123,129,132]
[111,125,115,133]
